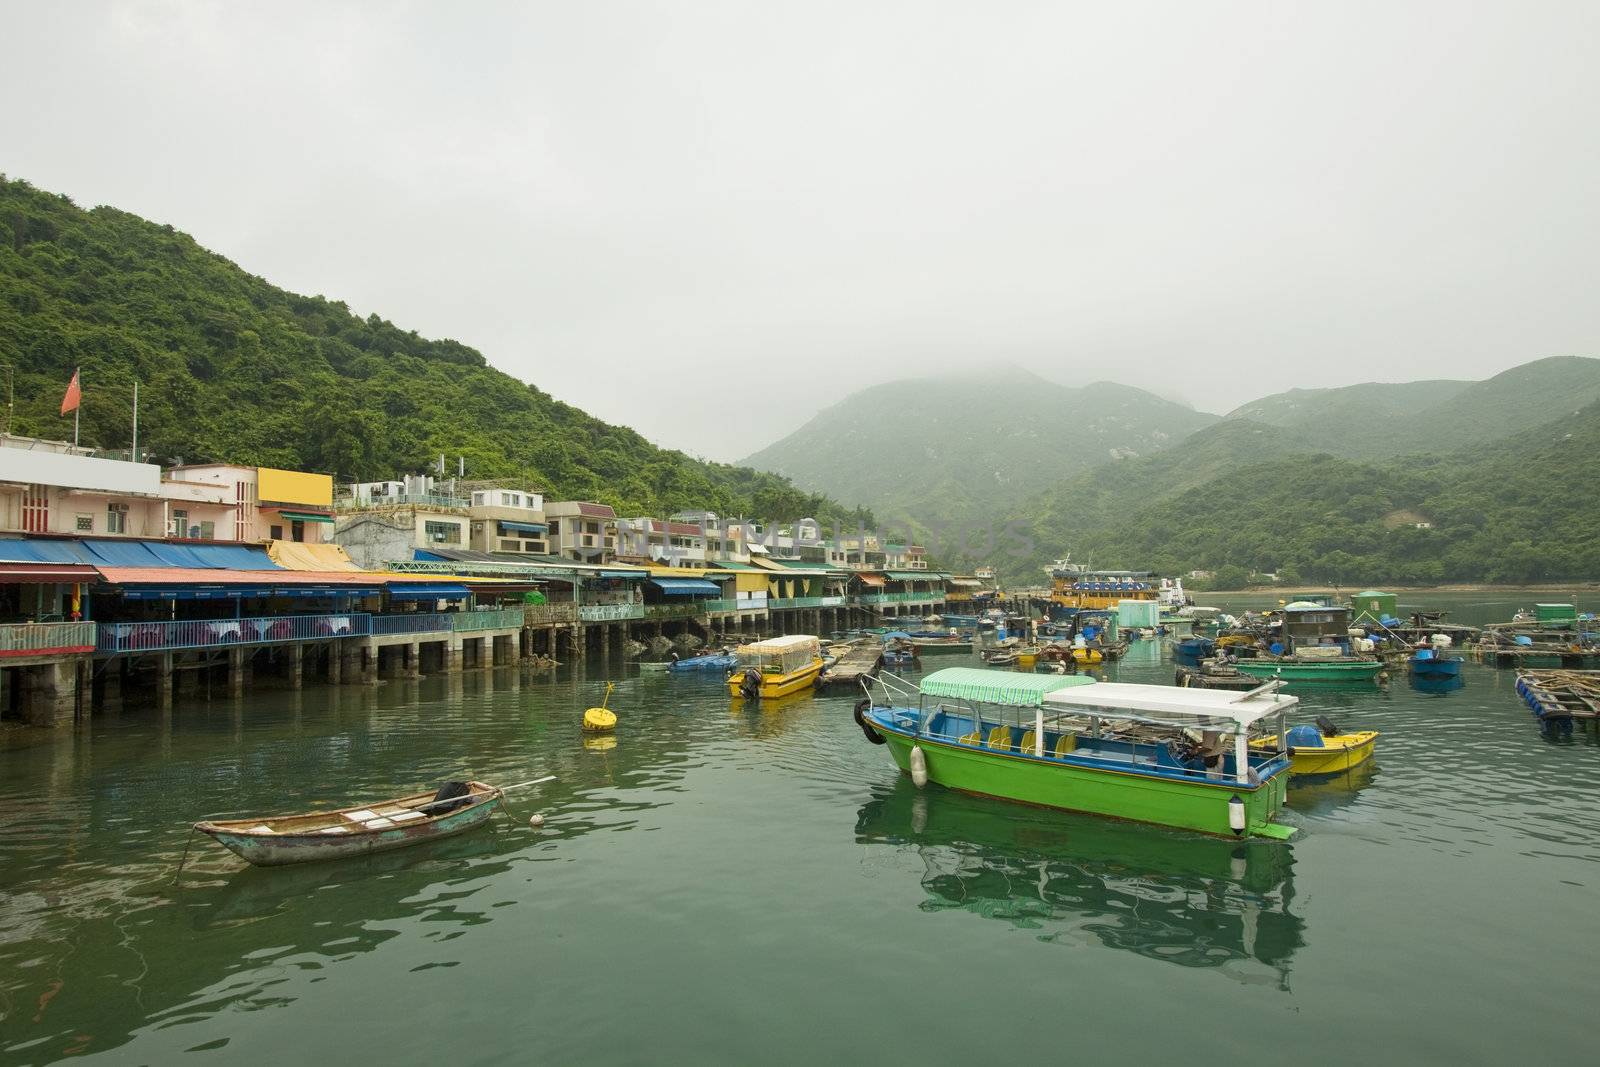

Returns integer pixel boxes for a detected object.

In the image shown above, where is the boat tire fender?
[854,699,885,744]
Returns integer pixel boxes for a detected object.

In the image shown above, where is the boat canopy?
[734,634,821,672]
[919,667,1096,708]
[1042,680,1297,729]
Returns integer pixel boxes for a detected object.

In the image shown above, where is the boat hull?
[873,724,1292,839]
[1408,656,1462,679]
[1255,732,1379,776]
[198,797,500,867]
[1233,658,1384,682]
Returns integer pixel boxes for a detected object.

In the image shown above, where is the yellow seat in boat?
[1018,730,1037,755]
[986,726,1011,751]
[959,730,982,747]
[1055,733,1077,757]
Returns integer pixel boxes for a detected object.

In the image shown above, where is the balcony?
[451,607,525,632]
[97,614,372,653]
[0,621,97,657]
[580,603,644,622]
[524,602,578,626]
[337,491,469,512]
[371,613,453,636]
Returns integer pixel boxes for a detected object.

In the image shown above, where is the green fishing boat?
[856,668,1298,840]
[1230,657,1385,683]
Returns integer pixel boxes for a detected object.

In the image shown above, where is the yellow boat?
[1252,721,1378,776]
[729,635,824,700]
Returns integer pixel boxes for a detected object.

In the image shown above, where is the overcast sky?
[6,1,1598,460]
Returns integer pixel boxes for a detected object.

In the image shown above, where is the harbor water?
[1,592,1596,1064]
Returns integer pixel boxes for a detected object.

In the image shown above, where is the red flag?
[60,369,80,415]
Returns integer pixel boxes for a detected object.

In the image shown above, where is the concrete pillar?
[407,642,422,678]
[288,643,304,690]
[100,660,123,712]
[447,636,465,672]
[327,642,343,684]
[157,652,174,710]
[228,647,248,696]
[493,634,511,666]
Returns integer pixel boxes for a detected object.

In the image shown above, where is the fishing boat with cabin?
[728,634,825,700]
[855,668,1298,839]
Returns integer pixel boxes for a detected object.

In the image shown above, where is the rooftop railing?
[451,607,525,632]
[579,603,644,622]
[370,613,453,636]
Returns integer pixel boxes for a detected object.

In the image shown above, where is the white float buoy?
[528,813,545,828]
[1228,794,1246,835]
[909,744,928,788]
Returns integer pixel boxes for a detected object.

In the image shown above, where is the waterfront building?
[464,486,549,557]
[167,463,335,543]
[544,501,618,563]
[332,475,472,569]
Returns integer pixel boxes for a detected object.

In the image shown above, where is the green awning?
[279,511,334,524]
[712,561,767,572]
[919,668,1097,707]
[885,570,933,581]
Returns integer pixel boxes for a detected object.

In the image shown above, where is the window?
[291,519,305,542]
[75,514,94,532]
[270,524,284,540]
[107,503,129,534]
[199,520,215,540]
[501,492,516,506]
[425,521,461,544]
[172,509,189,537]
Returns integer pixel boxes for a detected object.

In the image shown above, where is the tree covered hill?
[0,177,871,525]
[740,370,1218,531]
[997,398,1600,585]
[1223,356,1600,459]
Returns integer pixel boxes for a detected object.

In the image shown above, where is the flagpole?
[73,367,80,447]
[132,379,139,461]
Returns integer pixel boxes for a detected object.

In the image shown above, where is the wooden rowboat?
[195,780,504,867]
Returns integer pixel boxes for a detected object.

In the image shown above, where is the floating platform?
[1515,670,1600,728]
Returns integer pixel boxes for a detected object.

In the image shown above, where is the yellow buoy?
[583,683,617,732]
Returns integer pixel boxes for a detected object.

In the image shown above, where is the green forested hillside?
[0,177,871,524]
[1224,356,1600,459]
[740,371,1217,531]
[998,401,1600,584]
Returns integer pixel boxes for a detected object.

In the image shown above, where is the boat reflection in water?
[855,779,1303,988]
[1409,674,1466,697]
[1283,759,1379,816]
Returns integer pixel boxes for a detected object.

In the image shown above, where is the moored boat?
[1231,656,1385,683]
[1251,719,1378,776]
[1407,648,1463,679]
[195,780,505,866]
[728,635,824,700]
[856,668,1298,839]
[669,652,737,672]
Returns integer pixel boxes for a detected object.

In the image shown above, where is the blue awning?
[387,583,471,600]
[0,538,279,569]
[120,585,365,600]
[649,578,721,596]
[497,521,548,534]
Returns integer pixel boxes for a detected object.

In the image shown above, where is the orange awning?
[857,573,886,587]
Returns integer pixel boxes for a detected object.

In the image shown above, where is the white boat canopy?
[736,634,820,654]
[1041,680,1298,730]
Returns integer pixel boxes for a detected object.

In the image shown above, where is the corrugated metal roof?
[920,668,1097,707]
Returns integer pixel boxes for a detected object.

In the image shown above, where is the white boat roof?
[1041,680,1297,727]
[737,634,819,651]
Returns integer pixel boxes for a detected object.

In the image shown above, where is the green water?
[1,591,1596,1064]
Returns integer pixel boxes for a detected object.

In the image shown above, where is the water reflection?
[855,779,1303,988]
[1410,675,1466,697]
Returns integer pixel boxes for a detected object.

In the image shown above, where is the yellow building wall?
[257,467,333,507]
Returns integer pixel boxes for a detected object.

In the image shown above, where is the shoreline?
[1193,583,1600,596]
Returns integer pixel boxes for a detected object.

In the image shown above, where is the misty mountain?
[739,371,1219,532]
